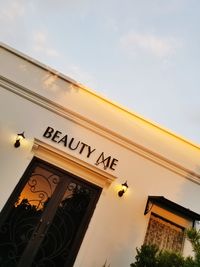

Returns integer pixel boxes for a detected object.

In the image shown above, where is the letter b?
[43,126,54,138]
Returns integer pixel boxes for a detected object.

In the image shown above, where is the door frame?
[0,157,102,267]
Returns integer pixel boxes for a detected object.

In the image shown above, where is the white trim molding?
[1,76,200,185]
[32,139,116,188]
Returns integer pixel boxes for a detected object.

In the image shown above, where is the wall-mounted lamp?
[118,181,128,197]
[14,132,25,148]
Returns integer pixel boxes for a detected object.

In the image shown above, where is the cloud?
[0,0,25,22]
[120,32,180,59]
[105,18,119,33]
[32,31,60,58]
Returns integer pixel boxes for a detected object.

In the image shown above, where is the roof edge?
[1,42,200,150]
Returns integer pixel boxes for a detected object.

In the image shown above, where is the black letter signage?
[43,126,118,171]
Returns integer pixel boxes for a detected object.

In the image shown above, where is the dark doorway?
[0,157,101,267]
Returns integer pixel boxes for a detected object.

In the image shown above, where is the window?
[144,213,184,252]
[144,196,200,252]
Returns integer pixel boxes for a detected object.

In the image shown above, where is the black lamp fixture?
[118,181,128,197]
[14,132,25,148]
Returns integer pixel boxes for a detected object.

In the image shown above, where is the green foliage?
[130,244,185,267]
[186,228,200,265]
[183,257,196,267]
[130,244,158,267]
[157,250,185,267]
[130,228,200,267]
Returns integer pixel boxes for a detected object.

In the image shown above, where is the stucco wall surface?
[1,44,200,175]
[1,44,200,267]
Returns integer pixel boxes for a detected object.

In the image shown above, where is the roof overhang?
[144,196,200,226]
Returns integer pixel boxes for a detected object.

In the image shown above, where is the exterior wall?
[1,43,200,267]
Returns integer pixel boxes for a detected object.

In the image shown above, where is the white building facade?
[1,43,200,267]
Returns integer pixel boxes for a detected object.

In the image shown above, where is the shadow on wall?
[18,61,80,98]
[42,71,79,94]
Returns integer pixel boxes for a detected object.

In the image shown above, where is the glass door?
[0,157,101,267]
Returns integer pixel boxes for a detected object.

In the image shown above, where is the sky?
[1,0,200,144]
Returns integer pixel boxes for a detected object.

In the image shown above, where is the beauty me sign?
[43,126,119,171]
